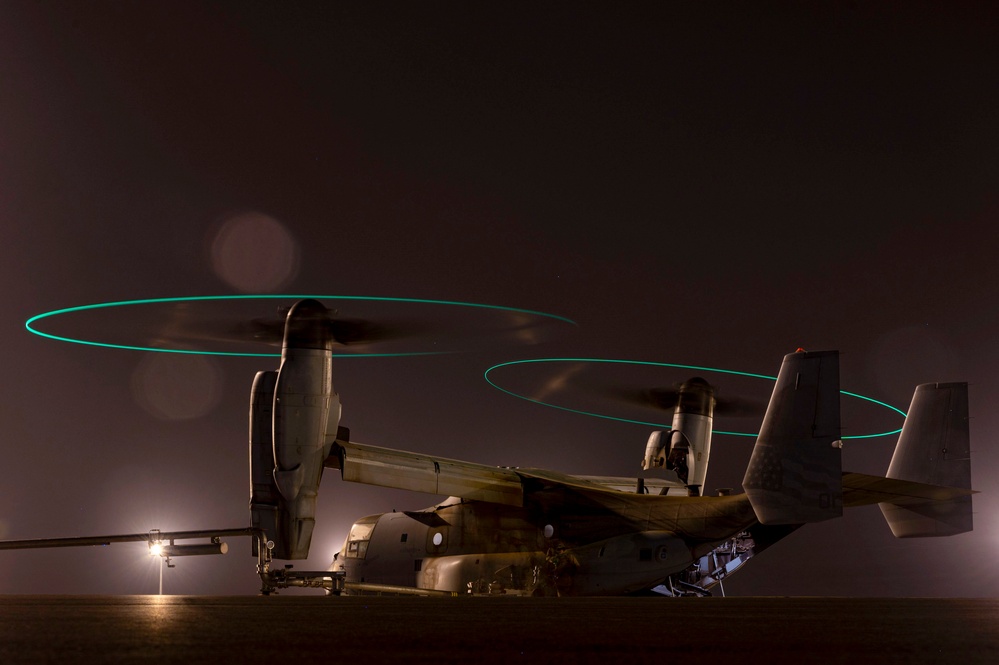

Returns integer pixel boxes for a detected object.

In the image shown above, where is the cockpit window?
[344,519,375,559]
[346,539,368,558]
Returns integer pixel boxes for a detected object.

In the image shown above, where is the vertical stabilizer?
[879,382,972,537]
[743,350,842,524]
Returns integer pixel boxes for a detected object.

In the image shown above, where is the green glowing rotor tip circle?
[25,295,576,358]
[484,358,906,440]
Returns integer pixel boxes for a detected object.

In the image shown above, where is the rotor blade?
[148,315,286,347]
[644,386,682,411]
[328,318,430,346]
[157,316,430,347]
[577,383,681,412]
[714,395,768,418]
[97,298,573,354]
[571,378,766,418]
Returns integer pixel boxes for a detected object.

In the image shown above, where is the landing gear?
[653,532,757,597]
[255,536,345,596]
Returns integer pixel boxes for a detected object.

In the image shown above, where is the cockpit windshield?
[343,518,376,559]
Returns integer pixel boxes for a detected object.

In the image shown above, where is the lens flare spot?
[210,211,299,293]
[131,353,223,420]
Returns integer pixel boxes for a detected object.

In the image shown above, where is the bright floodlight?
[149,542,163,557]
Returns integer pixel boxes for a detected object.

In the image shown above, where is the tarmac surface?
[1,595,997,664]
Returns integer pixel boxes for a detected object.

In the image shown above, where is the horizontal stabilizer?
[743,350,842,524]
[878,383,972,537]
[842,472,975,507]
[880,496,972,537]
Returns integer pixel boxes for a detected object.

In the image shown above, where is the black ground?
[1,596,995,664]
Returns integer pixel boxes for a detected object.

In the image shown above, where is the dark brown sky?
[1,1,997,595]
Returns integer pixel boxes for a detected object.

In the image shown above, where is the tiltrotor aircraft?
[0,299,976,596]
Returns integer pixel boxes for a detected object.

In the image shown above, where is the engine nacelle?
[641,378,714,495]
[249,299,341,560]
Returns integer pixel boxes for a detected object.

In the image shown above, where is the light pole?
[147,535,174,595]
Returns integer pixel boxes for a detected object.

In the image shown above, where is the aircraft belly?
[420,552,545,594]
[558,531,693,596]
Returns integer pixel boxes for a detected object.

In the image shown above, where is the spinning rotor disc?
[484,357,907,440]
[26,295,576,357]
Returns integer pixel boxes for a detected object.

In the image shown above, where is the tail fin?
[743,350,842,524]
[879,382,972,537]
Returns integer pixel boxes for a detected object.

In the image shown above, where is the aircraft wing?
[553,474,684,495]
[325,442,676,506]
[327,441,526,507]
[841,472,977,508]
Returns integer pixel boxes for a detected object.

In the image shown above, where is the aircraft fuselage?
[336,493,758,595]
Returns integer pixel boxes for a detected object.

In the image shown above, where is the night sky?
[2,2,997,596]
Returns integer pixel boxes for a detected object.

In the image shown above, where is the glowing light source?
[25,295,576,358]
[484,357,907,440]
[148,542,163,557]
